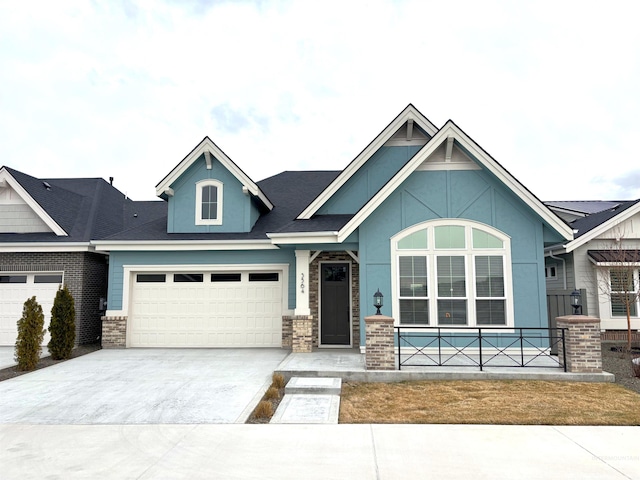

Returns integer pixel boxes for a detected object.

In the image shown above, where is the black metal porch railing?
[395,326,567,372]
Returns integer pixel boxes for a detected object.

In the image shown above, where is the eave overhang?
[155,137,274,210]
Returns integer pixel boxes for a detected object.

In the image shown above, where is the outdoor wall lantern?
[570,289,582,315]
[373,289,384,315]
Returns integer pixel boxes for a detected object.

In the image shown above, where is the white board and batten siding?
[129,270,283,347]
[0,273,63,346]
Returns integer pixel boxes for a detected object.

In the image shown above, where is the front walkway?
[276,349,615,383]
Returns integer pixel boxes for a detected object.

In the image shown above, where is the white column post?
[294,249,310,315]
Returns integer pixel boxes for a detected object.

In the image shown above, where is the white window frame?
[391,219,514,329]
[610,268,640,318]
[195,179,223,226]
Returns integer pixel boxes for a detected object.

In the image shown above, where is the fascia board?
[336,121,574,243]
[444,123,573,241]
[91,239,279,252]
[155,138,273,210]
[267,231,340,244]
[0,243,92,253]
[565,202,640,253]
[297,105,439,220]
[0,169,68,236]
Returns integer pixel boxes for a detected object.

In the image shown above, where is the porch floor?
[275,349,615,383]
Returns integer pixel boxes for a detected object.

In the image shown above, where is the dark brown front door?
[320,263,350,345]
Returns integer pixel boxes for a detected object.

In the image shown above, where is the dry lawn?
[339,380,640,425]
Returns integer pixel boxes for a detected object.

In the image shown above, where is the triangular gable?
[155,137,273,210]
[297,104,438,219]
[334,120,573,243]
[563,200,640,253]
[0,167,67,236]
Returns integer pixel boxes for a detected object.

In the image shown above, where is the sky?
[1,0,639,202]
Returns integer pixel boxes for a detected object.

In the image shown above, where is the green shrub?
[14,296,45,371]
[48,285,76,360]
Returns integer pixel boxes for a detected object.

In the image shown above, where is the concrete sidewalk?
[1,424,637,479]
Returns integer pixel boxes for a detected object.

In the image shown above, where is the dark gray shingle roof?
[570,200,640,238]
[0,167,166,243]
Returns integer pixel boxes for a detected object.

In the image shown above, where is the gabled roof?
[155,136,273,210]
[94,171,340,246]
[0,166,166,247]
[271,118,573,244]
[557,199,640,253]
[0,166,72,236]
[297,104,438,219]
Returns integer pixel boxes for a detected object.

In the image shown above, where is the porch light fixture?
[373,289,383,315]
[570,289,582,315]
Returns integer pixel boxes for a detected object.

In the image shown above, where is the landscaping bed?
[0,343,101,382]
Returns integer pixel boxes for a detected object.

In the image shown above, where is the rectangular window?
[34,274,63,284]
[0,275,27,283]
[249,273,279,282]
[610,269,638,317]
[437,256,467,325]
[174,274,203,283]
[399,256,428,324]
[136,274,166,283]
[211,273,242,282]
[545,266,557,279]
[475,256,506,325]
[202,185,218,220]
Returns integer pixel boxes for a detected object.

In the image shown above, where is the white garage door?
[129,271,283,347]
[0,273,63,346]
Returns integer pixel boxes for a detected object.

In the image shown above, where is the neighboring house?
[95,104,572,349]
[545,199,640,333]
[0,166,165,346]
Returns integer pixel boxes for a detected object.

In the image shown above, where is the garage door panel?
[130,271,282,347]
[0,275,60,346]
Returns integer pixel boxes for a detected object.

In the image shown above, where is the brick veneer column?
[556,315,602,373]
[101,316,127,348]
[291,315,313,353]
[365,315,395,370]
[281,315,293,348]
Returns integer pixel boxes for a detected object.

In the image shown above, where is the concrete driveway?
[0,346,16,369]
[0,348,289,424]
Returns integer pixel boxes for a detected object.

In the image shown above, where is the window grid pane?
[400,299,429,325]
[435,225,465,249]
[398,229,428,250]
[476,300,506,325]
[202,185,218,220]
[437,256,466,297]
[475,256,504,297]
[437,299,467,325]
[399,256,427,297]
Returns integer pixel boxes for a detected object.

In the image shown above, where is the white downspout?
[548,251,567,290]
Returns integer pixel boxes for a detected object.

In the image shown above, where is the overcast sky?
[1,0,638,202]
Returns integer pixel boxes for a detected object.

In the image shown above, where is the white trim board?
[335,121,573,243]
[0,168,67,236]
[155,137,273,210]
[297,104,438,220]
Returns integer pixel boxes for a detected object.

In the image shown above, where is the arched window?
[391,220,513,327]
[195,179,223,225]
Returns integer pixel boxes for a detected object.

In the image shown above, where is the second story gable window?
[195,179,223,225]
